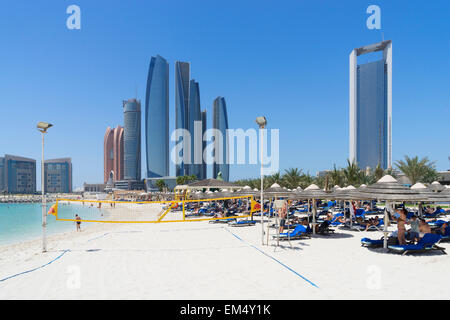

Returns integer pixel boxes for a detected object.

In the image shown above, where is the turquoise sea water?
[0,203,104,246]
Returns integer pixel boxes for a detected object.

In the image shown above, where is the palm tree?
[282,168,303,189]
[299,172,314,189]
[155,179,167,192]
[266,172,282,188]
[329,164,344,187]
[374,163,384,181]
[343,159,361,186]
[395,155,437,185]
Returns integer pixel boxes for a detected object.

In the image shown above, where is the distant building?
[123,98,141,181]
[187,79,202,179]
[83,183,106,193]
[145,55,169,178]
[212,97,229,181]
[175,61,190,177]
[200,109,207,180]
[0,154,36,194]
[145,177,177,192]
[349,40,392,170]
[0,157,5,192]
[103,126,124,184]
[316,170,330,178]
[44,158,72,193]
[437,171,450,186]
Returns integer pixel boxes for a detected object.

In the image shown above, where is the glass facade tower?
[44,158,72,193]
[123,99,141,181]
[200,110,207,180]
[212,97,229,181]
[145,55,169,178]
[187,79,201,179]
[1,155,36,194]
[350,40,392,170]
[175,61,190,177]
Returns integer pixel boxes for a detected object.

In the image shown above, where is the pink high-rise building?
[104,126,124,183]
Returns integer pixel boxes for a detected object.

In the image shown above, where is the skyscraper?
[123,98,141,181]
[44,158,72,193]
[175,61,190,177]
[1,154,36,194]
[0,157,5,192]
[349,40,392,170]
[145,55,169,178]
[187,79,201,179]
[103,125,124,183]
[212,97,229,181]
[200,109,207,180]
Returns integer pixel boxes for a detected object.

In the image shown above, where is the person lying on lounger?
[419,219,432,235]
[434,222,449,236]
[364,216,381,231]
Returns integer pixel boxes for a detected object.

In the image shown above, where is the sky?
[0,0,449,189]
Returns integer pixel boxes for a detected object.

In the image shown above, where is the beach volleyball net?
[52,195,257,224]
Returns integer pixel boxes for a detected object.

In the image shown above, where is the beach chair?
[361,237,385,248]
[317,220,335,235]
[388,233,446,255]
[330,213,344,226]
[209,218,236,224]
[273,225,310,240]
[228,219,256,227]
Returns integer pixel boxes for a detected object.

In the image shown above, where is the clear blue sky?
[0,0,449,189]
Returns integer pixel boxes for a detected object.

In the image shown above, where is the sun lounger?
[209,218,237,224]
[361,237,385,247]
[228,220,256,227]
[388,233,446,255]
[273,225,310,240]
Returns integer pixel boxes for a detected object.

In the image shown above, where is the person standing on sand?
[279,200,287,233]
[75,214,81,232]
[394,208,407,245]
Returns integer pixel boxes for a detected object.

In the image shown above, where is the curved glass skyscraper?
[123,98,141,181]
[349,40,392,170]
[188,79,201,178]
[212,97,229,181]
[145,55,169,178]
[175,61,190,177]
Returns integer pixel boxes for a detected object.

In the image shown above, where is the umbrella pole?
[383,202,390,250]
[312,198,316,235]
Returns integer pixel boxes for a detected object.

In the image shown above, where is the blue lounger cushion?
[278,225,308,238]
[388,233,442,253]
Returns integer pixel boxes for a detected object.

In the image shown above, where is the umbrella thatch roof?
[430,181,445,192]
[357,175,427,201]
[187,179,241,190]
[290,184,332,200]
[264,183,292,197]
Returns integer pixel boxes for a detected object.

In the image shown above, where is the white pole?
[260,127,264,245]
[383,202,389,250]
[41,132,47,253]
[312,198,316,235]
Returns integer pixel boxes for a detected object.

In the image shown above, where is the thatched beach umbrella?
[357,175,427,249]
[430,181,445,192]
[290,184,332,235]
[264,183,292,198]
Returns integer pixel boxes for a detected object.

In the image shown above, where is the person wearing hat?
[407,215,420,243]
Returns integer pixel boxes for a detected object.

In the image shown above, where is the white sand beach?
[1,204,450,299]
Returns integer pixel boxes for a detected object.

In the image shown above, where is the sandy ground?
[1,205,450,299]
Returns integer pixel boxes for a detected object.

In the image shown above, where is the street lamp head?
[37,122,53,133]
[255,116,267,128]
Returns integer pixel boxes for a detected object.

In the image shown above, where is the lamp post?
[37,121,53,253]
[255,116,267,245]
